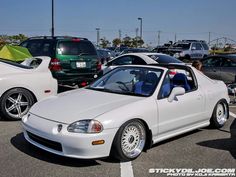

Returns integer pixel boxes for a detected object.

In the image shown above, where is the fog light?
[92,140,105,145]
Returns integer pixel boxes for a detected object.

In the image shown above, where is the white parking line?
[120,161,134,177]
[229,111,236,118]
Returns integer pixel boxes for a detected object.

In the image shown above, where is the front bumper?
[21,114,118,159]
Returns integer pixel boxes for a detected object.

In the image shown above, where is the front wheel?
[111,120,146,161]
[0,88,35,120]
[210,100,229,128]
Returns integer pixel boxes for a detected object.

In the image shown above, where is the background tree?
[112,38,122,47]
[123,36,132,47]
[100,37,110,48]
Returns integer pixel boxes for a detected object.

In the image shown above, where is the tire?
[0,88,35,120]
[210,100,229,128]
[111,119,146,161]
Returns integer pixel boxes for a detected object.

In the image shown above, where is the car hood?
[29,88,143,124]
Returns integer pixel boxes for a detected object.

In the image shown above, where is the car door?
[156,68,205,136]
[220,57,236,83]
[190,42,203,59]
[201,56,223,80]
[195,42,204,59]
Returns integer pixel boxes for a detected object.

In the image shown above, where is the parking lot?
[0,99,235,177]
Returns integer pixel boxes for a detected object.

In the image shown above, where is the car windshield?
[173,43,190,49]
[88,67,163,97]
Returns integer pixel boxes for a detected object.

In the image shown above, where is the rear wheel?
[0,88,35,120]
[111,120,146,161]
[210,100,229,128]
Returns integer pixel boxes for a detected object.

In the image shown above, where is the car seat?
[134,72,158,95]
[172,73,191,91]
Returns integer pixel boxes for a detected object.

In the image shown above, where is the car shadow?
[10,133,101,167]
[197,119,236,159]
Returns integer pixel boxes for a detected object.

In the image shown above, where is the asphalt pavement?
[0,103,235,177]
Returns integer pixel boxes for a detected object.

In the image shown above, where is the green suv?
[20,36,100,86]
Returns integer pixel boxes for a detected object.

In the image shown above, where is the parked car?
[166,40,209,61]
[201,54,236,84]
[101,53,182,75]
[97,49,115,64]
[22,64,229,161]
[20,36,100,86]
[227,83,236,95]
[0,57,57,120]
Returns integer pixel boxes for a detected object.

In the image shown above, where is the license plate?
[76,62,86,68]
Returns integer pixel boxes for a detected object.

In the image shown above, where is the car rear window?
[0,59,33,69]
[57,41,97,55]
[148,54,182,63]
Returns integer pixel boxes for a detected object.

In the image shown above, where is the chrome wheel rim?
[5,92,30,119]
[121,122,146,158]
[216,103,227,126]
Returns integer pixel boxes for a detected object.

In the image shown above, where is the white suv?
[170,40,209,60]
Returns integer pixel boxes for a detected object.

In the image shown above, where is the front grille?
[27,131,62,152]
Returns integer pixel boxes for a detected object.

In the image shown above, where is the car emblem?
[57,124,63,132]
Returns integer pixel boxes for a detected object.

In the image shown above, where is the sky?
[1,0,236,46]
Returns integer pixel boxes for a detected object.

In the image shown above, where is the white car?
[22,64,229,161]
[0,57,58,120]
[101,52,182,74]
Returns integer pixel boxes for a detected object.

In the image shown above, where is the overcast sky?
[1,0,236,46]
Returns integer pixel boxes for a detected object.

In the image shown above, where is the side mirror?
[168,87,185,102]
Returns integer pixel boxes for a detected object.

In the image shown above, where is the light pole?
[138,17,142,40]
[51,0,54,37]
[96,28,100,46]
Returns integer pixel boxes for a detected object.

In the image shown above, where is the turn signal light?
[92,140,105,145]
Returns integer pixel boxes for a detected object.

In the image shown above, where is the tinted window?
[112,56,133,65]
[26,40,43,56]
[111,56,146,65]
[132,57,146,65]
[201,43,209,50]
[148,54,182,63]
[173,43,190,49]
[196,43,203,50]
[57,41,96,55]
[191,43,197,50]
[202,57,223,67]
[22,40,54,57]
[222,58,236,67]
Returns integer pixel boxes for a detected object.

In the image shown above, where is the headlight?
[67,120,103,133]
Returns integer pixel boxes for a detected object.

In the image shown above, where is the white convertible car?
[0,57,57,120]
[22,64,229,161]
